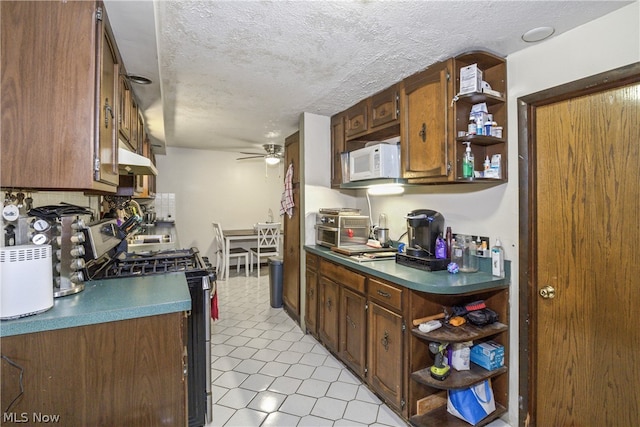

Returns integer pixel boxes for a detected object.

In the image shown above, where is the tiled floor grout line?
[207,269,408,427]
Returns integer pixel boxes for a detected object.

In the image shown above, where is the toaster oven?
[315,212,370,248]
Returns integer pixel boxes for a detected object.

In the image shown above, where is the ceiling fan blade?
[236,155,264,160]
[239,151,263,156]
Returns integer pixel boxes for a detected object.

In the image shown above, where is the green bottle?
[462,142,474,179]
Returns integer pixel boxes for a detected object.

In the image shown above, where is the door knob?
[539,285,556,299]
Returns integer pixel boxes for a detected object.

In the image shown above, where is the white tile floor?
[208,268,511,427]
[208,268,408,427]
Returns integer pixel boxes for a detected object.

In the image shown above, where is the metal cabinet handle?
[327,297,332,312]
[377,290,391,298]
[309,288,314,298]
[346,315,356,329]
[381,331,389,351]
[419,123,426,142]
[104,98,114,128]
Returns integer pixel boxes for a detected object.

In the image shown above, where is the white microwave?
[348,143,401,182]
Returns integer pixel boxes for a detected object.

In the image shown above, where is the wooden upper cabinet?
[345,99,368,138]
[118,75,132,146]
[371,84,400,129]
[401,59,454,182]
[330,113,346,188]
[0,1,119,192]
[97,23,120,187]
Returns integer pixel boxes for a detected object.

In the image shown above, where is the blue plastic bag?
[447,379,496,425]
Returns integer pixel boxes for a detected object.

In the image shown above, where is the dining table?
[222,229,258,281]
[222,227,283,280]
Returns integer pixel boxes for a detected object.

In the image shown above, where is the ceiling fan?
[237,144,284,166]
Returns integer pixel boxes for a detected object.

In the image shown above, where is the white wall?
[155,146,284,262]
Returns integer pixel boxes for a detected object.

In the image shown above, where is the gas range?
[93,248,213,279]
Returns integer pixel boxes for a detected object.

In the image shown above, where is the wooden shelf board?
[411,322,507,343]
[410,403,507,427]
[412,365,507,390]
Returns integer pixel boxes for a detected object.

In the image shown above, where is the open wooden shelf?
[411,322,507,343]
[410,402,507,427]
[412,364,507,390]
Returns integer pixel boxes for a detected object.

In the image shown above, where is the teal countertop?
[0,272,191,338]
[304,245,510,295]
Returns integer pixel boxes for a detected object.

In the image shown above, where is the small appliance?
[1,244,54,319]
[348,143,401,182]
[315,208,370,248]
[396,209,448,271]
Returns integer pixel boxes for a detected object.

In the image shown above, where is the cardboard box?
[470,341,504,370]
[459,64,483,95]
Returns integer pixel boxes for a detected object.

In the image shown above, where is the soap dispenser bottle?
[462,142,474,179]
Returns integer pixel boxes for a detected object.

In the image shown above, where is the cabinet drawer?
[320,260,365,294]
[368,278,403,311]
[306,252,319,270]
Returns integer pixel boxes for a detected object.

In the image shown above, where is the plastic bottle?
[445,226,452,259]
[462,142,474,179]
[435,233,446,259]
[491,238,505,278]
[483,156,491,175]
[467,116,477,135]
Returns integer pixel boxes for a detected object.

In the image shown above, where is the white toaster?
[1,244,54,319]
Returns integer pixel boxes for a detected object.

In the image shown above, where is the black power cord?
[1,355,24,413]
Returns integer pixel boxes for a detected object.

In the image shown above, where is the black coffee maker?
[406,209,445,258]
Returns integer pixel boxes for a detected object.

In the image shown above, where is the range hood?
[118,147,158,176]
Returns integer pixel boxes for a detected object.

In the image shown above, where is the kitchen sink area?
[127,223,178,253]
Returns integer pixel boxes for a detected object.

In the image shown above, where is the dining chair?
[249,223,281,278]
[212,222,249,279]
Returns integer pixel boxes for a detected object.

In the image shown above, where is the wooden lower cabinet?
[339,287,367,378]
[0,313,186,426]
[368,301,405,412]
[318,276,340,354]
[306,251,509,426]
[305,260,319,338]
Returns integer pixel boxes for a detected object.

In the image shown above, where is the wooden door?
[368,301,403,411]
[401,59,453,181]
[283,131,300,321]
[339,287,367,378]
[521,64,640,426]
[319,277,340,353]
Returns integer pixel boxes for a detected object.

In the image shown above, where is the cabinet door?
[96,19,120,187]
[331,113,346,188]
[402,59,453,181]
[118,75,132,146]
[345,99,368,138]
[368,301,404,411]
[371,85,399,129]
[339,288,367,378]
[318,277,340,353]
[305,267,318,337]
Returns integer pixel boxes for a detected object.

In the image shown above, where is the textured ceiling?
[104,1,632,156]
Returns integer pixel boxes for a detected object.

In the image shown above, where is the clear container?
[451,234,479,272]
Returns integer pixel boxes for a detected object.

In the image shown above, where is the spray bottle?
[491,238,505,278]
[462,142,474,179]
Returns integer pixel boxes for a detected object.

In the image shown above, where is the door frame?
[517,61,640,426]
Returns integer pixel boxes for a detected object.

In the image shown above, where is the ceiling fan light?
[265,155,280,166]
